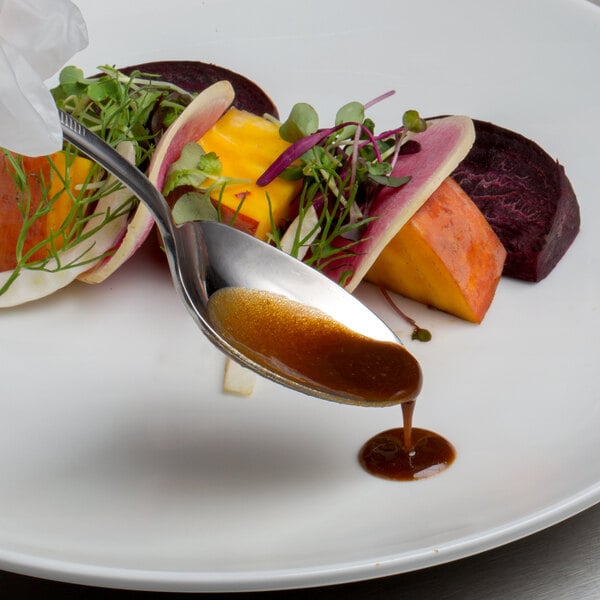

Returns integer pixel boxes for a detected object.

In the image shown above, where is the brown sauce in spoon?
[207,287,422,406]
[208,286,455,479]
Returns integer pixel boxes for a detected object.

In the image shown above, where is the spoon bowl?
[59,110,409,404]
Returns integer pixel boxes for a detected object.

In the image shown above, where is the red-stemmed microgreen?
[261,94,426,274]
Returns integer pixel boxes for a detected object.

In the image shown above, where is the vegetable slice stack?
[322,115,476,291]
[0,143,137,307]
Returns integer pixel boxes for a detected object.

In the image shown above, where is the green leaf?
[402,110,427,133]
[368,174,411,187]
[411,327,432,342]
[55,65,94,97]
[135,91,163,124]
[335,101,364,140]
[279,103,319,143]
[58,66,87,86]
[163,169,207,196]
[173,142,206,170]
[172,191,219,224]
[162,143,218,196]
[279,165,305,181]
[336,101,364,125]
[302,145,338,172]
[196,151,222,178]
[366,161,392,176]
[87,79,120,102]
[362,117,376,134]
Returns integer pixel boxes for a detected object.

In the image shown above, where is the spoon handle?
[58,109,173,239]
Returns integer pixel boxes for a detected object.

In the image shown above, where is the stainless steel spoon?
[59,109,403,403]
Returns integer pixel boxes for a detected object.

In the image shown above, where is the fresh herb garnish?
[260,94,426,278]
[163,142,252,225]
[52,65,194,165]
[1,65,195,298]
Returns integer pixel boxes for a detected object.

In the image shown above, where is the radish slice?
[223,358,258,396]
[0,142,136,307]
[323,116,476,291]
[0,81,237,306]
[147,80,235,192]
[279,204,320,260]
[79,80,236,283]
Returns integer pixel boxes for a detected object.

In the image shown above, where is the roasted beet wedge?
[452,120,580,282]
[118,60,278,118]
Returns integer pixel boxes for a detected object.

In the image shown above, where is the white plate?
[1,0,599,592]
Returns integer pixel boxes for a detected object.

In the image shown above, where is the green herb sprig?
[52,65,194,165]
[1,65,194,298]
[259,94,427,278]
[162,142,253,225]
[0,146,133,296]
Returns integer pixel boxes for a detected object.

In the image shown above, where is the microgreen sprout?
[380,287,432,342]
[52,65,194,165]
[164,142,251,226]
[1,65,195,298]
[260,92,427,276]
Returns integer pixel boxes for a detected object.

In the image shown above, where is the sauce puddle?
[359,401,456,481]
[208,286,455,481]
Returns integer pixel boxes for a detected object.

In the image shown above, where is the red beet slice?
[451,120,580,282]
[118,60,278,118]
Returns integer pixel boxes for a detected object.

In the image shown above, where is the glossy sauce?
[208,286,455,480]
[207,287,422,406]
[359,401,456,481]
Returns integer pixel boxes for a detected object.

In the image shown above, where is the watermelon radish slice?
[323,116,476,291]
[78,81,235,284]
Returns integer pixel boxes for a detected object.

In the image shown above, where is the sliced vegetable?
[223,358,258,396]
[190,107,303,240]
[451,119,580,282]
[0,142,136,307]
[0,151,93,271]
[367,177,506,323]
[82,81,238,283]
[322,116,476,291]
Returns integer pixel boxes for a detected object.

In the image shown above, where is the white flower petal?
[0,0,88,156]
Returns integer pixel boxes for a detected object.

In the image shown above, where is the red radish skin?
[149,81,235,191]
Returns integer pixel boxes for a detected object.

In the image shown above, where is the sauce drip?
[358,401,456,481]
[208,286,455,481]
[207,287,422,406]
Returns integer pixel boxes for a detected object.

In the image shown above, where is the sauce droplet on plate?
[359,401,456,481]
